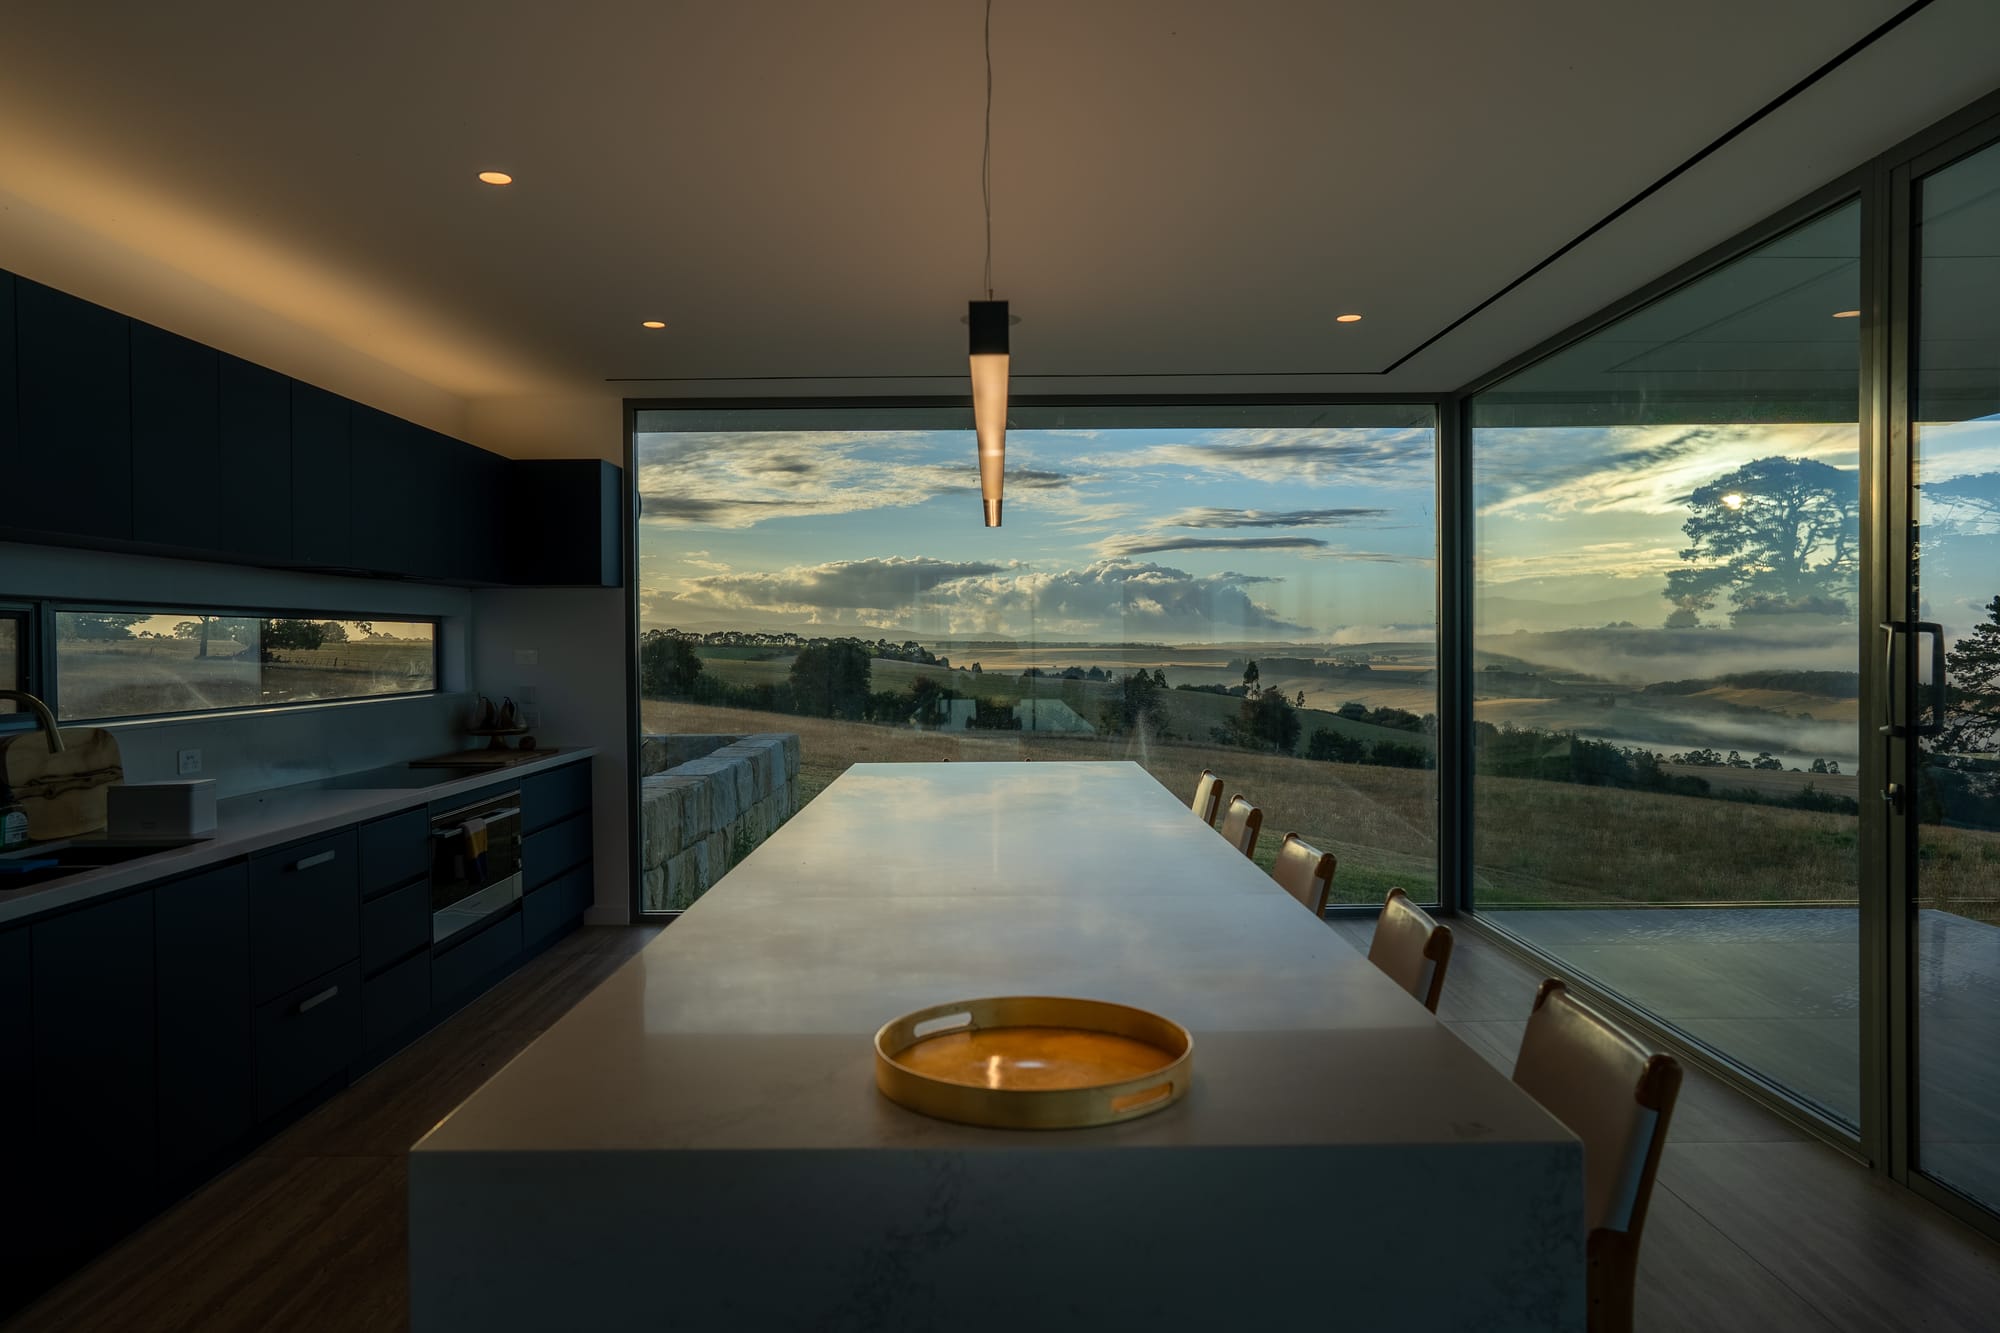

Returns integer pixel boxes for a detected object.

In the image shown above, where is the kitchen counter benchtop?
[410,762,1581,1332]
[0,748,597,927]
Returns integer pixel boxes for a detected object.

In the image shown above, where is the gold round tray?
[874,996,1192,1130]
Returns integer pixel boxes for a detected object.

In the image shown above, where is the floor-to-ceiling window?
[1469,202,1867,1127]
[631,404,1438,913]
[1909,136,2000,1213]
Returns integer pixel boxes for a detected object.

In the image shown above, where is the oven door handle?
[432,807,522,838]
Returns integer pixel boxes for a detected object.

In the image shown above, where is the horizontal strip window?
[0,607,26,711]
[49,607,439,723]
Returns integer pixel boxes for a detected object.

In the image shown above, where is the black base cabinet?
[0,927,34,1317]
[28,892,158,1281]
[0,759,597,1323]
[156,863,253,1190]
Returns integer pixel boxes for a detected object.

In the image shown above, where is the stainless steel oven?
[431,791,523,945]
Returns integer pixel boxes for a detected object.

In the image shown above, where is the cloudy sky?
[1473,415,2000,645]
[635,426,1437,643]
[633,414,2000,649]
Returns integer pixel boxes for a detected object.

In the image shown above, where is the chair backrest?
[1218,795,1262,859]
[1190,770,1224,826]
[1512,980,1682,1333]
[1512,979,1681,1236]
[1271,833,1335,915]
[1366,887,1453,1012]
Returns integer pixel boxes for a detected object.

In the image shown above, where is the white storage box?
[107,779,218,840]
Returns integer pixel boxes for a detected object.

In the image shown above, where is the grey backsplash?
[110,692,469,799]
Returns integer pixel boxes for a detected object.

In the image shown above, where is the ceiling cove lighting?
[969,0,1008,528]
[1335,313,1363,323]
[1832,309,1861,318]
[476,170,513,185]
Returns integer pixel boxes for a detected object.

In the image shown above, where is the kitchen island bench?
[411,762,1581,1331]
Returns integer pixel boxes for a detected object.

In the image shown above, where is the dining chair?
[1512,979,1682,1333]
[1189,769,1225,827]
[1218,795,1262,859]
[1271,833,1335,915]
[1366,887,1453,1012]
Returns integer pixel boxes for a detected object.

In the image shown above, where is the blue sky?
[635,426,1437,642]
[634,417,2000,650]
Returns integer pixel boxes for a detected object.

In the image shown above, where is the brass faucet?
[0,692,65,754]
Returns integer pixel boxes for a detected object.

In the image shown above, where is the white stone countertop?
[410,762,1583,1332]
[418,761,1570,1154]
[0,747,597,927]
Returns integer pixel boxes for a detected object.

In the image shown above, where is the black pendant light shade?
[969,299,1010,527]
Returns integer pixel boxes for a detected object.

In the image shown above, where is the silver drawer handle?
[297,985,340,1014]
[293,850,338,872]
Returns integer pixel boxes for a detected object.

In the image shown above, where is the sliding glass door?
[1469,201,1868,1127]
[1905,135,2000,1215]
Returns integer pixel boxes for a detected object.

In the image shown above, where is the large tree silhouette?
[1939,595,2000,755]
[1664,456,1858,626]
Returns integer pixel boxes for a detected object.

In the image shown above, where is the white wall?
[2,541,471,798]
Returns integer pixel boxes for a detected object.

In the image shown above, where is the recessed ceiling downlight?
[1335,313,1363,323]
[1833,309,1860,318]
[477,171,514,186]
[641,321,666,329]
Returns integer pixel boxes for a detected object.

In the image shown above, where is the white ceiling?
[0,0,1997,419]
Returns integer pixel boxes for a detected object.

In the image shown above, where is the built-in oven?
[431,791,523,945]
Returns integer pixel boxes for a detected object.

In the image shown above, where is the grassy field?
[642,696,2000,922]
[696,651,1430,755]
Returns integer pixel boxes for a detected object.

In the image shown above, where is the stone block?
[638,786,671,870]
[639,736,669,778]
[641,866,668,912]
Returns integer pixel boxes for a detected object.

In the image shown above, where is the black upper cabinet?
[0,275,16,479]
[217,355,293,564]
[0,268,611,587]
[290,380,352,568]
[14,279,132,542]
[347,405,401,574]
[131,322,221,551]
[156,864,253,1188]
[510,459,625,587]
[31,892,157,1269]
[439,432,509,584]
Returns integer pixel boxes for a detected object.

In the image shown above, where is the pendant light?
[970,0,1008,527]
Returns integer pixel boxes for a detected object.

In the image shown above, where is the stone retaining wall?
[639,732,801,911]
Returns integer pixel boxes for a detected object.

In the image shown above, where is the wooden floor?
[10,920,2000,1332]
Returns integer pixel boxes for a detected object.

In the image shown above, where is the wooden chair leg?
[1586,1228,1638,1333]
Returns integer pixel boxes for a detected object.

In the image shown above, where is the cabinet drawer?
[364,951,430,1054]
[359,809,429,899]
[432,911,522,1012]
[250,830,359,1004]
[254,962,361,1121]
[523,864,591,951]
[521,761,590,834]
[523,811,591,890]
[362,879,430,975]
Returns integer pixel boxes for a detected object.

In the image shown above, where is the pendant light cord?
[982,0,993,300]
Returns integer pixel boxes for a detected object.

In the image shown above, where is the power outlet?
[176,748,203,776]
